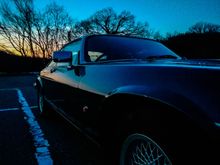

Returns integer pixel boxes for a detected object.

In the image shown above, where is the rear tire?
[114,105,210,165]
[120,133,172,165]
[117,114,209,165]
[100,97,212,164]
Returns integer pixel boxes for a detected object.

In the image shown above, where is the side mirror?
[52,51,72,62]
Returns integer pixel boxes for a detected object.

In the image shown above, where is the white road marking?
[0,106,38,112]
[0,88,18,91]
[0,107,21,112]
[0,88,53,165]
[16,89,53,165]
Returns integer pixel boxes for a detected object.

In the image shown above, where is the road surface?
[0,74,106,165]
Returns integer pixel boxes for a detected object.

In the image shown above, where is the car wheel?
[120,133,172,165]
[38,89,49,115]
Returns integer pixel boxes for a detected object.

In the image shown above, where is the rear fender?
[104,85,211,127]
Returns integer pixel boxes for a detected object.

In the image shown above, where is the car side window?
[88,51,105,62]
[62,40,81,65]
[48,61,56,68]
[85,37,110,63]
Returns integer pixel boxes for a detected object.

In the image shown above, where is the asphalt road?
[0,74,106,165]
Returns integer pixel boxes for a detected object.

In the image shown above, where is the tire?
[37,88,49,116]
[120,133,172,165]
[116,115,210,165]
[102,99,211,164]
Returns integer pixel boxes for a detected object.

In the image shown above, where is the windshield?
[85,35,181,62]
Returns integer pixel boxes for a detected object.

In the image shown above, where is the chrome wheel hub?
[120,134,172,165]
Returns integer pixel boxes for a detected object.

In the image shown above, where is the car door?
[40,61,64,107]
[77,64,109,131]
[42,40,82,115]
[74,36,116,132]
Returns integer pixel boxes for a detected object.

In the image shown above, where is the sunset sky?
[34,0,220,35]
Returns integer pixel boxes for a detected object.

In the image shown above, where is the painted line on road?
[0,88,53,164]
[0,88,18,91]
[16,89,53,165]
[0,106,38,112]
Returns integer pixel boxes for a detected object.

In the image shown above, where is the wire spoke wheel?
[120,133,172,165]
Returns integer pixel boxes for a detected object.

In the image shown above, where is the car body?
[35,35,220,165]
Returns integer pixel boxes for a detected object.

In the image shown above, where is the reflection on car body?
[35,35,220,165]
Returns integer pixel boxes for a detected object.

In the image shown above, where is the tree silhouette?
[0,1,73,58]
[0,0,35,57]
[34,2,73,58]
[188,22,220,33]
[73,7,152,37]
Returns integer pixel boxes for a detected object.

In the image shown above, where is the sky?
[24,0,220,35]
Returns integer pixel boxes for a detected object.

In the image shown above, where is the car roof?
[62,34,159,49]
[85,34,157,42]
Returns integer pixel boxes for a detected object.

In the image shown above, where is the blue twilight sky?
[35,0,220,35]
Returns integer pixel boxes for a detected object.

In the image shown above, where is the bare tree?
[74,7,152,37]
[43,3,73,50]
[0,1,73,58]
[153,31,164,41]
[0,0,36,57]
[188,22,220,33]
[32,2,73,58]
[17,0,36,57]
[0,4,154,58]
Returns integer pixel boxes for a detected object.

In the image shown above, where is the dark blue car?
[35,35,220,165]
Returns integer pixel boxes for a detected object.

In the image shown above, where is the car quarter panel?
[78,63,220,128]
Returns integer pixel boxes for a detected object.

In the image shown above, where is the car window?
[85,35,181,63]
[62,40,81,64]
[47,61,56,68]
[88,51,104,62]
